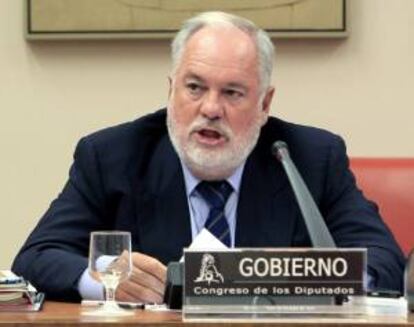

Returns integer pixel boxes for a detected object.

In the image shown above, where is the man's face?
[167,26,274,180]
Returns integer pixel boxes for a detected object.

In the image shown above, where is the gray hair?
[171,11,275,94]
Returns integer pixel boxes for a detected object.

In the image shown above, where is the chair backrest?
[350,158,414,255]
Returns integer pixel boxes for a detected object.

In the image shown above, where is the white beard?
[167,108,263,180]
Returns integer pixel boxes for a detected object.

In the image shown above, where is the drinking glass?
[84,231,133,316]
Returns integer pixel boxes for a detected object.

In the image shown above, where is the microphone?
[271,141,336,248]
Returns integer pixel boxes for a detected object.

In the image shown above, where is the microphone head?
[271,140,289,161]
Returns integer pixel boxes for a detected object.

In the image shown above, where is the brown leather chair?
[350,158,414,255]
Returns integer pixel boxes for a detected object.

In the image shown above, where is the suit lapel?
[235,138,299,248]
[135,136,192,264]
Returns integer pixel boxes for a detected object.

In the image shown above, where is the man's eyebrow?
[225,82,248,91]
[183,74,247,91]
[184,73,205,83]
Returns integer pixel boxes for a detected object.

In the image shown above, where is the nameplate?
[184,248,366,298]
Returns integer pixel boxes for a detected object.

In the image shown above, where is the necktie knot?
[196,181,233,210]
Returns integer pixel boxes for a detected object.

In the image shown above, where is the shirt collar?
[181,161,246,197]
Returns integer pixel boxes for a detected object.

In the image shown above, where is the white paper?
[180,229,228,262]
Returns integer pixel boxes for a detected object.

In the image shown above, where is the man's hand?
[116,252,166,303]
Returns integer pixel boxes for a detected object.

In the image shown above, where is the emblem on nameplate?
[194,253,224,285]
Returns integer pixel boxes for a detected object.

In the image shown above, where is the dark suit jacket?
[12,109,405,301]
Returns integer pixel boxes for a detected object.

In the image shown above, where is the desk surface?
[0,301,413,327]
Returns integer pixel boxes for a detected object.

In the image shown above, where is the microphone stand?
[272,141,336,248]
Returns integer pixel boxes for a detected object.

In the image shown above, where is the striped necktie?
[196,181,233,247]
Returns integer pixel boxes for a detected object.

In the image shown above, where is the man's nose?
[200,91,223,120]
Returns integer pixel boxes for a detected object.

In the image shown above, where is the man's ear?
[168,76,173,99]
[259,87,275,126]
[262,87,275,114]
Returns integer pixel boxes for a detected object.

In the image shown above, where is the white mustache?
[189,118,232,139]
[190,118,233,139]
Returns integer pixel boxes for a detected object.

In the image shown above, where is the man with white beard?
[13,12,404,303]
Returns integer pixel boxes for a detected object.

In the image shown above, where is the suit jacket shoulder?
[80,109,168,172]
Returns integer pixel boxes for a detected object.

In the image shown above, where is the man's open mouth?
[194,128,227,146]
